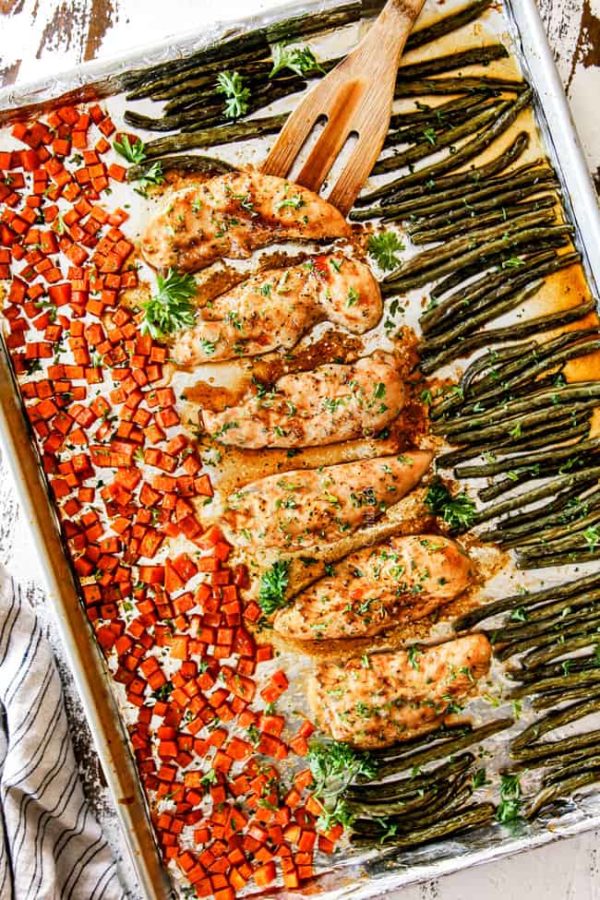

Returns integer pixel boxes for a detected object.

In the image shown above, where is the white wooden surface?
[1,1,599,897]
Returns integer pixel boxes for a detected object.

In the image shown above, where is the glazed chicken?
[202,352,405,448]
[273,535,473,641]
[308,634,492,749]
[141,171,351,272]
[222,451,432,550]
[172,253,382,366]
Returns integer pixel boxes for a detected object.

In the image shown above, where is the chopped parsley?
[141,268,197,339]
[367,231,405,271]
[270,43,324,78]
[258,560,290,615]
[113,133,146,164]
[497,772,522,823]
[216,70,251,119]
[425,478,477,531]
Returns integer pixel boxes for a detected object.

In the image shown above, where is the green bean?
[525,772,600,819]
[420,293,592,372]
[512,732,600,767]
[386,206,552,285]
[375,718,514,778]
[165,72,307,117]
[394,224,567,294]
[437,418,591,469]
[359,89,532,202]
[373,103,508,176]
[476,472,596,540]
[346,753,475,801]
[354,803,496,850]
[127,154,234,181]
[495,628,566,662]
[354,131,530,212]
[382,132,531,204]
[384,784,475,832]
[123,1,369,95]
[495,604,600,646]
[421,278,547,352]
[511,748,599,773]
[405,0,495,51]
[544,756,600,785]
[395,169,556,225]
[519,507,600,554]
[348,783,445,818]
[511,729,600,763]
[453,571,600,631]
[433,398,599,450]
[436,381,600,437]
[385,98,496,147]
[457,438,600,480]
[456,329,598,406]
[511,693,600,751]
[533,683,600,710]
[510,668,600,699]
[393,76,525,98]
[389,95,492,131]
[431,343,537,419]
[394,44,509,84]
[420,248,576,339]
[511,504,600,551]
[507,650,600,684]
[361,724,473,762]
[506,588,600,628]
[523,635,600,670]
[410,196,558,245]
[518,548,600,570]
[144,113,289,157]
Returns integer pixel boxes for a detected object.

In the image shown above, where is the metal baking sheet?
[1,1,600,898]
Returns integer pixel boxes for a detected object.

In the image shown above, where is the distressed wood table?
[0,1,599,898]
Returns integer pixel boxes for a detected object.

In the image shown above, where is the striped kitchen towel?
[0,565,124,900]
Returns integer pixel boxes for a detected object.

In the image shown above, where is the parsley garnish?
[113,133,146,164]
[425,478,477,531]
[216,70,251,119]
[277,194,305,210]
[584,525,600,551]
[367,231,404,271]
[423,127,437,145]
[141,268,197,339]
[132,161,165,196]
[497,772,522,823]
[258,560,290,615]
[308,740,376,830]
[270,43,324,78]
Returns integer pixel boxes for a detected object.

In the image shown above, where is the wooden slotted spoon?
[262,0,426,214]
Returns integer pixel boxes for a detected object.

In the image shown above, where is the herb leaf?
[258,560,290,615]
[425,478,477,531]
[132,161,165,196]
[367,231,405,271]
[497,772,522,823]
[308,740,376,830]
[270,43,324,78]
[113,133,146,165]
[216,70,251,119]
[141,268,197,339]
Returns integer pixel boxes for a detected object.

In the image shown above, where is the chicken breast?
[273,535,473,641]
[202,352,405,448]
[308,634,491,749]
[141,171,351,272]
[172,253,382,366]
[222,451,432,550]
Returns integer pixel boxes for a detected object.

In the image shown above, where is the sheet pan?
[1,1,600,897]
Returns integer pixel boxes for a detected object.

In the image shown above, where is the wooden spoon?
[261,0,426,215]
